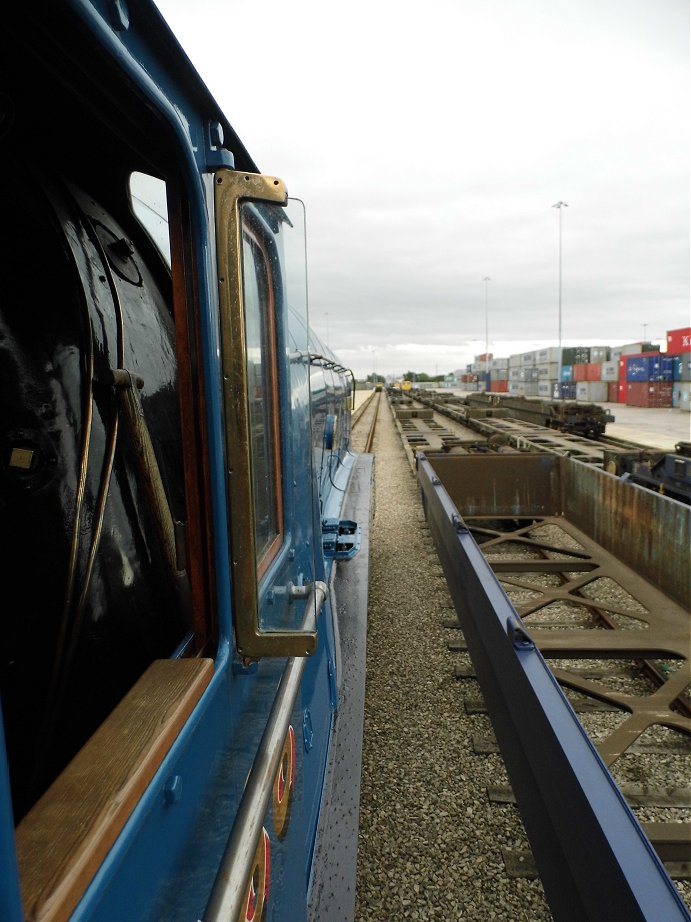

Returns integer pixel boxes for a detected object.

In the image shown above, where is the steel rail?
[363,390,381,453]
[203,581,328,922]
[351,390,376,431]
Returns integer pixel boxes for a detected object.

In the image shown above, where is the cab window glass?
[242,231,283,575]
[129,172,171,267]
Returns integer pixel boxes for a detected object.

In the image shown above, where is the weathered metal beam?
[418,453,690,922]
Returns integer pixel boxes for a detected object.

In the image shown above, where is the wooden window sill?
[16,657,214,922]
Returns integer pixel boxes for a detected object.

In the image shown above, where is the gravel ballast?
[354,401,553,921]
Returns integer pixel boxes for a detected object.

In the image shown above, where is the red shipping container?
[573,363,588,381]
[618,383,626,400]
[626,382,673,408]
[654,383,673,407]
[607,382,619,402]
[585,363,601,381]
[489,380,508,393]
[666,327,691,355]
[618,359,627,382]
[626,382,648,406]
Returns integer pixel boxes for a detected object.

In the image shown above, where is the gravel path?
[354,400,553,921]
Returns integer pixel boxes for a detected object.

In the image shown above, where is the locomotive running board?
[417,452,690,922]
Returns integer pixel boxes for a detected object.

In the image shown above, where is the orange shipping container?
[573,363,588,381]
[607,382,619,402]
[585,363,601,381]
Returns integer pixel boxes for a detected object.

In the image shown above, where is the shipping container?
[491,357,509,370]
[509,353,524,367]
[552,382,577,400]
[523,383,539,397]
[561,365,573,382]
[535,347,561,364]
[601,361,618,382]
[509,382,526,397]
[659,357,675,382]
[590,346,610,363]
[573,363,588,382]
[475,353,493,363]
[666,327,691,355]
[521,351,537,365]
[673,382,691,411]
[585,363,601,381]
[626,357,650,382]
[617,342,654,357]
[647,356,662,380]
[562,346,590,364]
[626,382,673,408]
[673,353,691,382]
[607,382,619,402]
[489,380,509,393]
[537,381,553,397]
[576,382,608,402]
[535,362,559,379]
[509,367,524,381]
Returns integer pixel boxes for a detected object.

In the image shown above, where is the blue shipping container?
[626,356,649,382]
[660,357,675,382]
[553,382,577,399]
[561,365,573,382]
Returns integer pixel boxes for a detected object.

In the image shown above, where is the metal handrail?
[203,581,328,921]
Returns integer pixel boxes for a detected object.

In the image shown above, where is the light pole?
[642,322,648,344]
[325,312,330,348]
[483,277,491,388]
[552,201,568,398]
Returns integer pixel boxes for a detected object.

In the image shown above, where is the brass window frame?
[240,227,284,580]
[214,170,317,658]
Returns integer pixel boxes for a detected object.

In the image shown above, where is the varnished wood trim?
[16,658,214,922]
[167,178,215,648]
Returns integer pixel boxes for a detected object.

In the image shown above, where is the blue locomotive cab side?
[0,3,370,921]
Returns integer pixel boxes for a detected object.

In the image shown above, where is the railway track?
[351,389,381,454]
[379,392,691,919]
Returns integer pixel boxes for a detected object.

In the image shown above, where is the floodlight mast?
[552,201,568,398]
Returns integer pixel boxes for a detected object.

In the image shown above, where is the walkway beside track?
[354,399,553,920]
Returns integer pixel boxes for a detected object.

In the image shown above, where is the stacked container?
[623,351,673,408]
[669,327,691,412]
[467,337,689,408]
[489,356,509,393]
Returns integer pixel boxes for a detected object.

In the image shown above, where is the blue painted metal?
[1,2,369,921]
[0,721,22,922]
[418,452,690,922]
[308,455,373,922]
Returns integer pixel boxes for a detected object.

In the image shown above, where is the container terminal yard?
[2,6,687,922]
[351,379,690,921]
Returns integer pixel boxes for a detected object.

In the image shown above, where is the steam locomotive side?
[0,3,370,920]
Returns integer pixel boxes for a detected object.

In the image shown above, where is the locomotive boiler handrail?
[203,580,329,922]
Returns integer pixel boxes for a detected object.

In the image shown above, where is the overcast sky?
[157,0,689,377]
